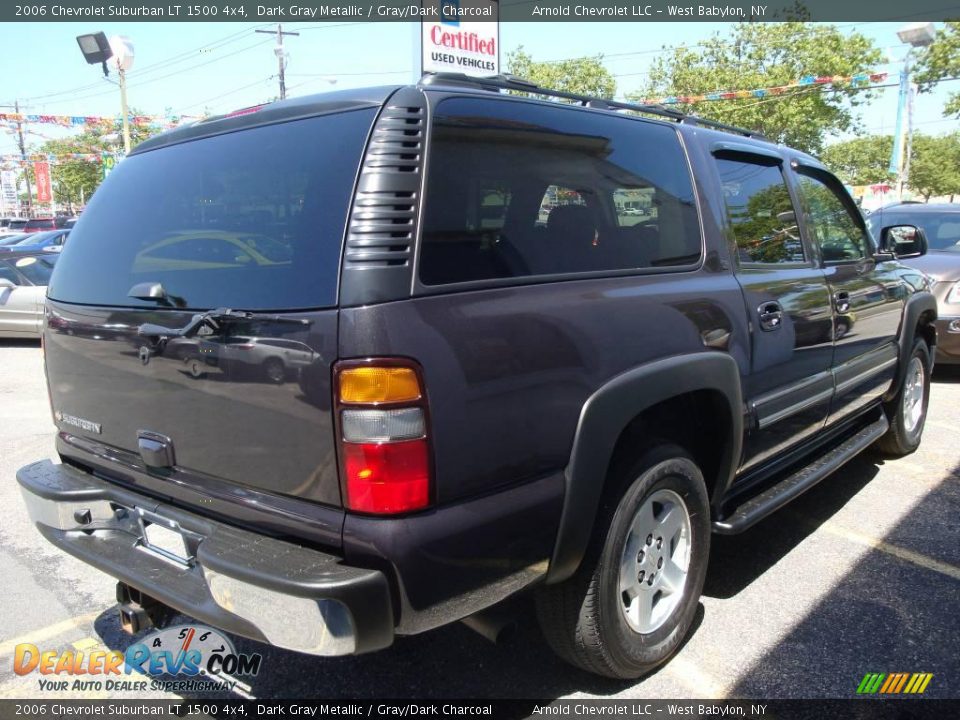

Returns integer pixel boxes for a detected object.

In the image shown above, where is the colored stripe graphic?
[857,673,886,694]
[858,672,933,694]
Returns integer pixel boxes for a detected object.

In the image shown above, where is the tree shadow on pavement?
[705,454,881,599]
[725,459,960,699]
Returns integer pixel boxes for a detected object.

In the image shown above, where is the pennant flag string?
[637,71,888,106]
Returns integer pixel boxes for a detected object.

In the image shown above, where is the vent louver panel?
[340,88,428,307]
[344,104,424,270]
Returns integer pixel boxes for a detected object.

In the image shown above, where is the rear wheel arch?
[545,353,743,584]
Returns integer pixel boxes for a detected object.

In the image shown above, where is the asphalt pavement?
[1,339,957,701]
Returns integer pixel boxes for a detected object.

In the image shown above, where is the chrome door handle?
[834,291,851,313]
[758,302,783,331]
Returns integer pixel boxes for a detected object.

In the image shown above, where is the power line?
[20,24,275,104]
[42,37,275,107]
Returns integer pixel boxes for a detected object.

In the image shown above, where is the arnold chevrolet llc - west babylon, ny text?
[531,4,767,17]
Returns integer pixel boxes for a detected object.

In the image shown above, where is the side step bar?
[713,414,889,534]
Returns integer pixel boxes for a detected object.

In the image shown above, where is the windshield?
[49,108,376,310]
[868,210,960,252]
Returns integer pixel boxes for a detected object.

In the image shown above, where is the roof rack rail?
[419,72,767,141]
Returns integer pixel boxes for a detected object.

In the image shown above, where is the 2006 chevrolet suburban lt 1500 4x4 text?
[17,74,938,679]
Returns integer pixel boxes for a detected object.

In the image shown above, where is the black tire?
[536,444,710,679]
[876,338,931,457]
[263,357,285,384]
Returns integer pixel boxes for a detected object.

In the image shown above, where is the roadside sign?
[421,0,499,78]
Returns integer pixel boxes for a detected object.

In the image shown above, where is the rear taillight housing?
[334,360,432,515]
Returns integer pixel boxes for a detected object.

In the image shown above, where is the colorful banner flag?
[33,161,52,204]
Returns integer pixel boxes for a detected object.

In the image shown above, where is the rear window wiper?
[138,308,311,341]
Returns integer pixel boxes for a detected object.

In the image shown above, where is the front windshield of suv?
[48,108,376,310]
[868,210,960,252]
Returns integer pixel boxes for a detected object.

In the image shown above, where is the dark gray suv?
[17,74,937,679]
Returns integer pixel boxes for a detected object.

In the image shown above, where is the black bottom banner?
[1,700,958,720]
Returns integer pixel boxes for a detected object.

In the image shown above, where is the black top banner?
[6,0,960,23]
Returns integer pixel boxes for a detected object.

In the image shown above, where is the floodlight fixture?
[76,32,113,76]
[897,22,936,48]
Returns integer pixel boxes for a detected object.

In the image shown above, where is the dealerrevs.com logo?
[14,625,262,693]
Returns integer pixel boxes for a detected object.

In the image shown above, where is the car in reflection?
[868,203,960,364]
[0,251,59,338]
[217,336,317,383]
[133,231,290,271]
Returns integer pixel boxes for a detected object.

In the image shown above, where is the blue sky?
[1,20,957,158]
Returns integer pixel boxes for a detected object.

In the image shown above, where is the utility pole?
[256,24,299,100]
[1,101,32,216]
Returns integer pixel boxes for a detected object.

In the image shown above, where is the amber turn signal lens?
[339,366,421,404]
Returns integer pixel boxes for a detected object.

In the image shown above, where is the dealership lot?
[1,339,957,701]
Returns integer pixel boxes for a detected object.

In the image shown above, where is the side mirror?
[0,278,15,289]
[881,224,928,259]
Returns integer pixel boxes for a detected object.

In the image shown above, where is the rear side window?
[716,158,805,265]
[49,109,376,310]
[419,98,701,286]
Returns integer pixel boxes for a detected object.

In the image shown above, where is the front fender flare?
[546,353,743,584]
[884,291,937,403]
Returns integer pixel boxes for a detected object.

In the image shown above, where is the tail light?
[334,361,432,515]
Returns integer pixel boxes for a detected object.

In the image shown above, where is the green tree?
[634,22,883,155]
[506,47,616,99]
[913,21,960,117]
[820,135,895,185]
[909,133,960,201]
[27,110,162,211]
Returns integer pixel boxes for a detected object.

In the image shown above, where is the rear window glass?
[419,98,701,286]
[48,109,375,310]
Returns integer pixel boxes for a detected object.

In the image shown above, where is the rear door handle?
[834,291,851,313]
[757,301,783,332]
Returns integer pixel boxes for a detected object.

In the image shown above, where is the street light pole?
[256,24,299,100]
[893,22,936,202]
[118,67,132,154]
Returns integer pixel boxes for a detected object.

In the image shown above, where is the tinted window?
[12,255,57,285]
[49,109,376,310]
[419,98,701,285]
[716,158,805,264]
[796,171,870,261]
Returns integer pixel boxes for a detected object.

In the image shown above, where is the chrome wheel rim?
[618,488,692,634]
[902,356,926,434]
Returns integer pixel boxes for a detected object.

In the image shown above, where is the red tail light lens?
[335,360,432,515]
[342,439,430,514]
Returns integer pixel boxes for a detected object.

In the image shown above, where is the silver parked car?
[0,252,59,338]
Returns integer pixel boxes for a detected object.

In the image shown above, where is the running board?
[713,415,889,534]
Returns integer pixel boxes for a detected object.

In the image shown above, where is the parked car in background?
[0,233,34,247]
[3,229,70,254]
[0,251,59,338]
[23,217,69,233]
[1,218,29,235]
[868,202,960,364]
[63,217,81,229]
